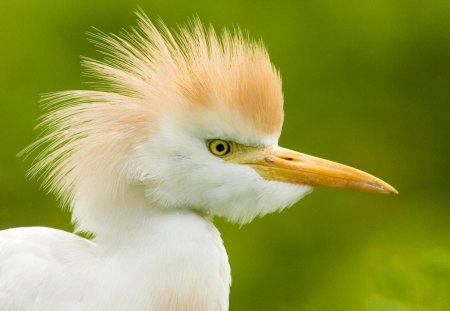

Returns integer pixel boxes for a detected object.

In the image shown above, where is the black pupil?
[216,143,225,152]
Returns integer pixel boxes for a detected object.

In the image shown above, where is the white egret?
[0,13,396,311]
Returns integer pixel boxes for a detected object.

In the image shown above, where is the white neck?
[72,185,231,310]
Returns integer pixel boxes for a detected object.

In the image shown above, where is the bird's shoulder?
[0,227,96,310]
[0,226,96,263]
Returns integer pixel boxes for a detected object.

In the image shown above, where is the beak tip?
[381,183,398,195]
[365,180,398,194]
[389,187,399,195]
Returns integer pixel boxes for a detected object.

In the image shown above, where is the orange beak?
[229,145,397,194]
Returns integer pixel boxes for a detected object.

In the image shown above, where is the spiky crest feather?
[22,12,284,207]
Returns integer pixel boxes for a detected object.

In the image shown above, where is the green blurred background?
[1,1,449,310]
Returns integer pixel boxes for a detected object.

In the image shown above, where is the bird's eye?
[208,140,231,157]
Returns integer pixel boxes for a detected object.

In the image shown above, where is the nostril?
[283,157,293,161]
[265,156,276,163]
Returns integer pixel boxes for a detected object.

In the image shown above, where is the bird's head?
[25,13,396,226]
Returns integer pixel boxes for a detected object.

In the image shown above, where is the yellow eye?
[208,139,231,157]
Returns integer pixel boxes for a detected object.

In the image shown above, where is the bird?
[0,12,397,311]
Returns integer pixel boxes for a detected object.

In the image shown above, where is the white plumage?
[0,12,396,311]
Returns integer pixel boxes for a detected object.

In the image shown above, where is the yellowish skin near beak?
[227,145,398,194]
